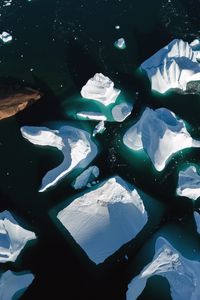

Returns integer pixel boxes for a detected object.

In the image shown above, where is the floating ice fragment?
[141,39,200,93]
[72,165,99,190]
[127,237,200,300]
[0,270,34,300]
[114,38,126,50]
[81,73,121,106]
[20,125,98,192]
[177,165,200,200]
[92,121,106,137]
[77,111,107,121]
[112,102,132,122]
[0,210,36,263]
[0,31,12,43]
[194,211,200,235]
[57,176,148,264]
[123,107,200,171]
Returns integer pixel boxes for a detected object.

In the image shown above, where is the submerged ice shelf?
[72,165,99,190]
[57,176,148,264]
[0,270,34,300]
[177,165,200,200]
[141,39,200,94]
[123,107,200,171]
[21,125,98,192]
[127,237,200,300]
[0,210,36,263]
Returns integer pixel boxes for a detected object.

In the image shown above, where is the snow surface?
[123,107,200,171]
[177,166,200,200]
[20,125,98,192]
[57,176,148,264]
[72,165,99,190]
[0,270,34,300]
[141,39,200,93]
[81,73,121,106]
[0,210,36,263]
[127,237,200,300]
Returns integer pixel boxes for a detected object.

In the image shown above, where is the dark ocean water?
[1,0,200,299]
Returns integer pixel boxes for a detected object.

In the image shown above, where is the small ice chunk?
[92,121,106,137]
[57,176,148,264]
[112,102,132,122]
[127,237,200,300]
[114,38,126,50]
[0,270,34,300]
[81,73,121,106]
[115,25,120,30]
[177,165,200,200]
[0,31,12,43]
[0,210,36,263]
[20,125,98,192]
[77,111,107,121]
[123,107,200,171]
[72,165,100,190]
[194,211,200,234]
[141,39,200,94]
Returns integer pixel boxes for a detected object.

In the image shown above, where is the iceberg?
[72,165,99,190]
[0,210,36,263]
[114,38,126,50]
[20,125,98,192]
[0,270,34,300]
[92,121,106,137]
[76,111,107,121]
[123,107,200,171]
[141,39,200,94]
[112,102,132,122]
[57,176,148,264]
[177,165,200,200]
[0,31,12,43]
[127,237,200,300]
[81,73,120,106]
[194,211,200,235]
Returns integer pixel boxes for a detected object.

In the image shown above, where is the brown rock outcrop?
[0,85,42,120]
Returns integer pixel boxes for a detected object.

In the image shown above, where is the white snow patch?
[76,111,107,121]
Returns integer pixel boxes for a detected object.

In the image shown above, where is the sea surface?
[1,0,200,299]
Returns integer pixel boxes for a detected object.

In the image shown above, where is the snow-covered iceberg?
[0,270,34,300]
[127,237,200,300]
[114,38,126,50]
[57,176,148,264]
[20,125,98,192]
[141,39,200,94]
[177,165,200,200]
[194,211,200,235]
[80,73,133,122]
[0,31,12,43]
[0,210,36,263]
[123,107,200,171]
[92,121,106,137]
[72,165,99,190]
[81,73,120,106]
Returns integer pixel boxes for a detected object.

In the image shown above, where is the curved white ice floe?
[0,210,36,263]
[0,270,34,300]
[20,125,98,192]
[57,176,148,264]
[194,211,200,235]
[72,165,99,190]
[81,73,121,106]
[127,237,200,300]
[141,39,200,94]
[123,107,200,171]
[177,165,200,200]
